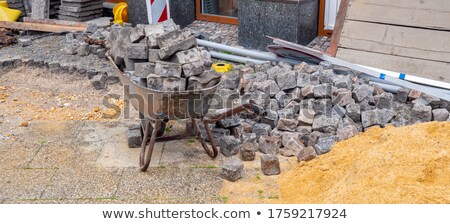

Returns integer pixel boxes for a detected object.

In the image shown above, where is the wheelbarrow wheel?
[192,119,218,158]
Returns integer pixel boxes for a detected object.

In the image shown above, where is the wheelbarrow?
[109,57,264,171]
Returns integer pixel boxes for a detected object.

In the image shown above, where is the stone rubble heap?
[63,19,110,59]
[0,20,118,90]
[212,60,450,181]
[107,19,220,91]
[58,0,104,22]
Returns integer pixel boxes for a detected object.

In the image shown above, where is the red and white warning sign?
[145,0,170,24]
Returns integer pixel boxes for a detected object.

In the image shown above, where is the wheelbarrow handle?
[203,103,265,124]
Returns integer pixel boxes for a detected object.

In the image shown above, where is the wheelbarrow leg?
[192,119,218,158]
[140,120,162,172]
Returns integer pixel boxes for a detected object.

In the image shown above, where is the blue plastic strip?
[379,73,386,80]
[399,73,406,80]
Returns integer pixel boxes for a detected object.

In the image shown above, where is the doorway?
[196,0,238,25]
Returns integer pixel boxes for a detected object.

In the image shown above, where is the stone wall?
[238,0,319,50]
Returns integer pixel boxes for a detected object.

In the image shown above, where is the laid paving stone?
[260,154,281,176]
[0,169,56,200]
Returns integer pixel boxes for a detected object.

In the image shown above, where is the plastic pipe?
[358,64,450,90]
[369,82,401,93]
[197,39,300,65]
[209,51,266,64]
[271,37,450,101]
[360,74,450,96]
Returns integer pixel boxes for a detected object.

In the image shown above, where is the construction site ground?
[2,66,449,204]
[0,67,298,204]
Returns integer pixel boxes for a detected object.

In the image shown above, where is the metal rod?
[197,39,300,65]
[209,51,267,64]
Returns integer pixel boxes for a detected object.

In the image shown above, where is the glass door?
[196,0,238,25]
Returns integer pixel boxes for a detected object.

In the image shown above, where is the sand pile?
[279,122,450,204]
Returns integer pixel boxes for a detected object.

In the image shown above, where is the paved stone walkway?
[186,20,239,46]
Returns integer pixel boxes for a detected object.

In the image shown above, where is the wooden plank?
[353,0,450,12]
[347,1,450,31]
[327,0,349,56]
[339,20,450,63]
[336,48,450,82]
[23,18,88,28]
[0,21,86,33]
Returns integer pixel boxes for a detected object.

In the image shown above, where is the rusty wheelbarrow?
[110,57,264,171]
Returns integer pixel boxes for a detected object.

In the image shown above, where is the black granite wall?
[238,0,319,51]
[127,0,196,27]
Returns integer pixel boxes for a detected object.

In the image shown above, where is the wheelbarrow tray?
[109,56,221,120]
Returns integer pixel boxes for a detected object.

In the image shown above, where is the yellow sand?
[279,122,450,204]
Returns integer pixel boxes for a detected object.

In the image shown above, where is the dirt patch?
[0,67,124,123]
[279,122,450,204]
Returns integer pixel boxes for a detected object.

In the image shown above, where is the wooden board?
[23,18,87,28]
[347,0,450,31]
[339,20,450,63]
[336,48,450,82]
[0,21,86,33]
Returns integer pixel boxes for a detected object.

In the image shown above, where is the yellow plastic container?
[0,5,22,22]
[212,63,233,73]
[0,1,8,7]
[113,2,128,25]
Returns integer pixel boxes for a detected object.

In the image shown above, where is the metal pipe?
[197,39,300,65]
[210,51,266,64]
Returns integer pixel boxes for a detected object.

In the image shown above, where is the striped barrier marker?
[145,0,170,24]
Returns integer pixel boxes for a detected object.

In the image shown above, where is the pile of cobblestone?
[107,19,219,91]
[214,60,450,181]
[0,26,117,90]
